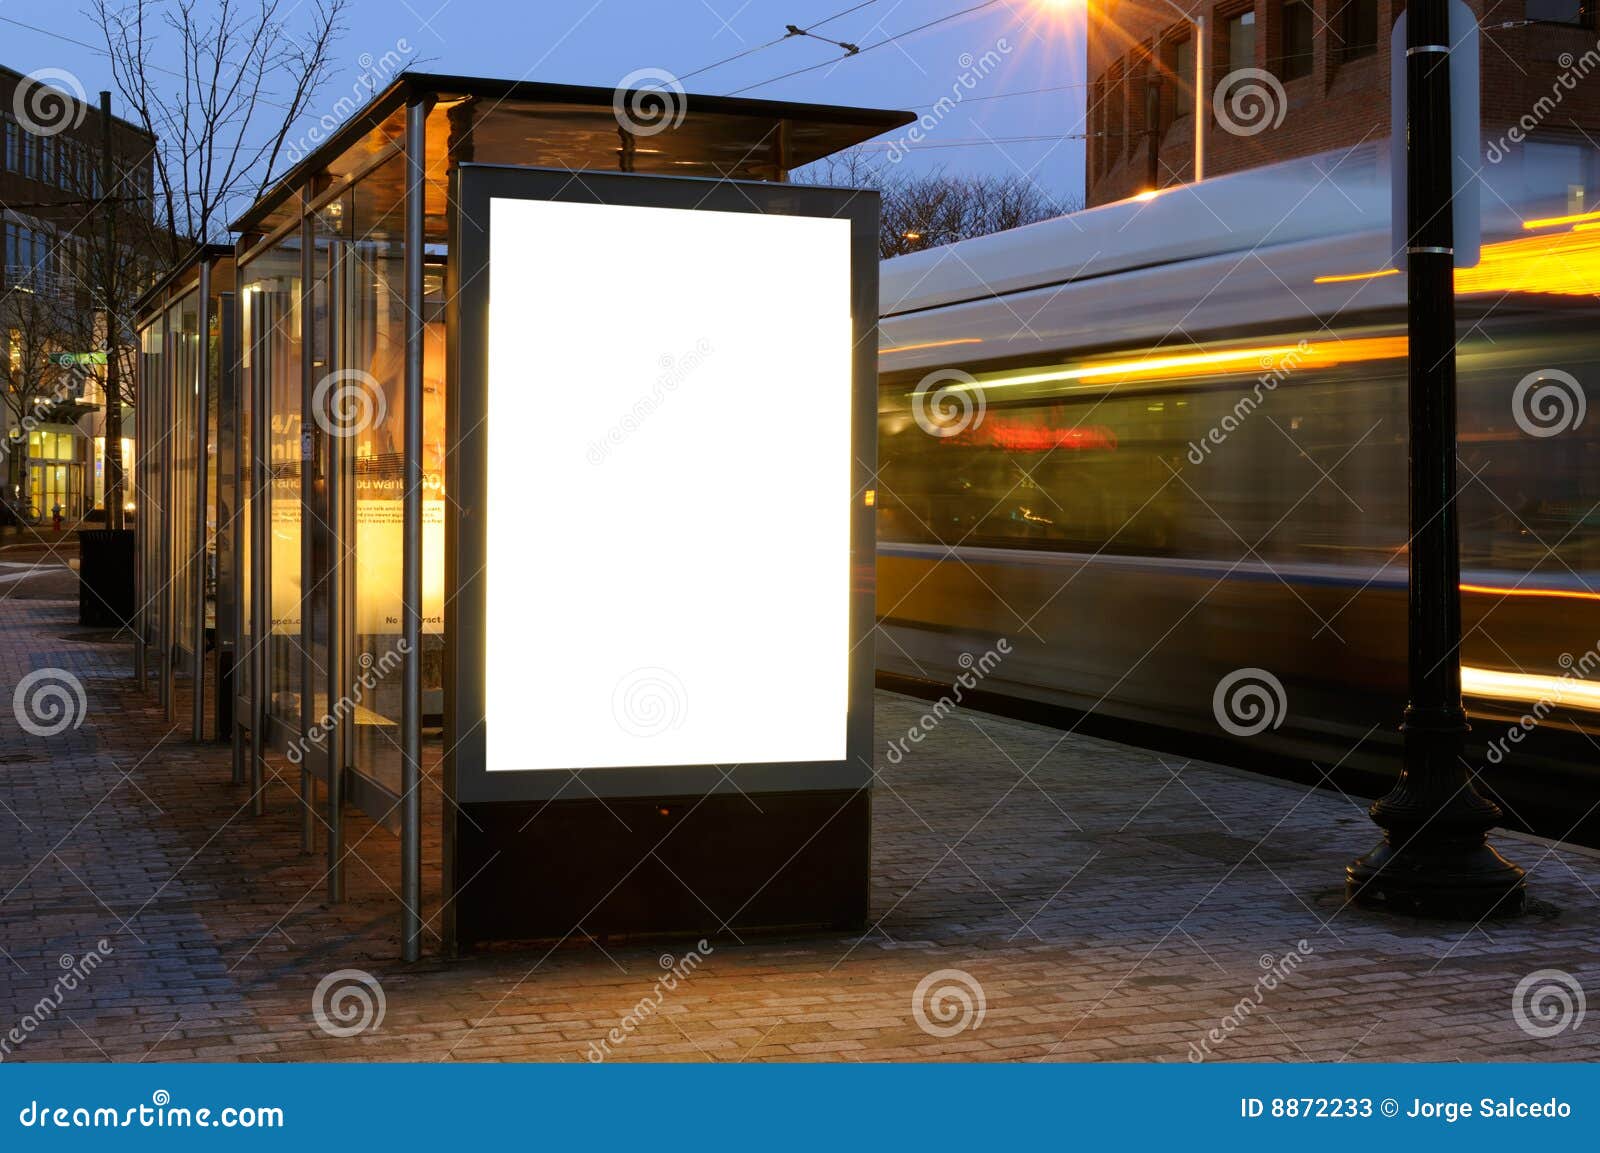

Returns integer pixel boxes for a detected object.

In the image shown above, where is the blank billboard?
[484,196,854,773]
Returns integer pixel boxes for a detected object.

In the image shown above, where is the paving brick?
[2,549,1599,1063]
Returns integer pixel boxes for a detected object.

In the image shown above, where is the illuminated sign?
[481,195,855,775]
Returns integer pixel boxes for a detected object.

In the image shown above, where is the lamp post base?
[1347,836,1526,919]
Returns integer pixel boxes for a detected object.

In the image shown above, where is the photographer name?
[1409,1097,1572,1122]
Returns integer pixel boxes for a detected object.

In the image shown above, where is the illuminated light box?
[485,198,851,772]
[447,166,878,806]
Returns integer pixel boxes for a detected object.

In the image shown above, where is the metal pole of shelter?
[225,290,245,784]
[132,324,145,685]
[400,99,426,961]
[327,242,346,903]
[160,320,174,723]
[300,193,317,853]
[249,282,268,818]
[1347,0,1523,915]
[193,261,212,742]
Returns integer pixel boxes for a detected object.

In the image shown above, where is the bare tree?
[93,0,350,262]
[797,153,1079,259]
[79,0,348,524]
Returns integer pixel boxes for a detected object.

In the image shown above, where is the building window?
[1108,63,1125,163]
[1173,36,1194,118]
[3,118,16,172]
[1525,0,1588,23]
[1227,10,1257,74]
[1279,0,1314,79]
[1340,0,1379,60]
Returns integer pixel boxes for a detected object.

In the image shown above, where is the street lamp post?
[1345,0,1525,918]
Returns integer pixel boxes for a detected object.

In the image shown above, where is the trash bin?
[77,528,135,629]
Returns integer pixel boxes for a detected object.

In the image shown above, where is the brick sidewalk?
[1,585,1597,1063]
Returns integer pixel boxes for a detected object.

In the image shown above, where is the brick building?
[1086,0,1600,207]
[0,64,155,523]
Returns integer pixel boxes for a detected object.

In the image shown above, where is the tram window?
[1226,11,1256,74]
[1339,0,1378,61]
[1278,1,1313,81]
[1172,37,1193,118]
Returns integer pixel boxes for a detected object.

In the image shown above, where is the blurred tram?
[875,143,1600,837]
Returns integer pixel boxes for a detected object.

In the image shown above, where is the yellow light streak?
[1455,226,1600,296]
[1313,268,1400,284]
[879,337,985,355]
[946,336,1408,394]
[1521,208,1600,230]
[1462,665,1600,712]
[1313,224,1600,296]
[1460,582,1600,602]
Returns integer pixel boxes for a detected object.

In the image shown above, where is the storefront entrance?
[26,428,82,520]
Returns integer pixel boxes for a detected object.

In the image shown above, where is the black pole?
[1346,0,1524,917]
[1145,78,1161,193]
[100,90,124,532]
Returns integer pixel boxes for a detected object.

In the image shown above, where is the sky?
[0,0,1089,206]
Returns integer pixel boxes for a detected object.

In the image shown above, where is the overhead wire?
[727,0,1008,95]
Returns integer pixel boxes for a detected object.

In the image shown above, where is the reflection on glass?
[242,241,303,735]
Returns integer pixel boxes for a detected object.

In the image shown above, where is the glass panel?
[241,238,303,738]
[205,291,220,635]
[1173,39,1193,118]
[170,291,202,663]
[238,275,254,704]
[1279,1,1313,81]
[1228,11,1256,74]
[139,316,164,648]
[347,154,410,790]
[1341,0,1377,60]
[302,198,342,761]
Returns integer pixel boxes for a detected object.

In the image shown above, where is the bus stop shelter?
[132,244,236,744]
[192,72,911,957]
